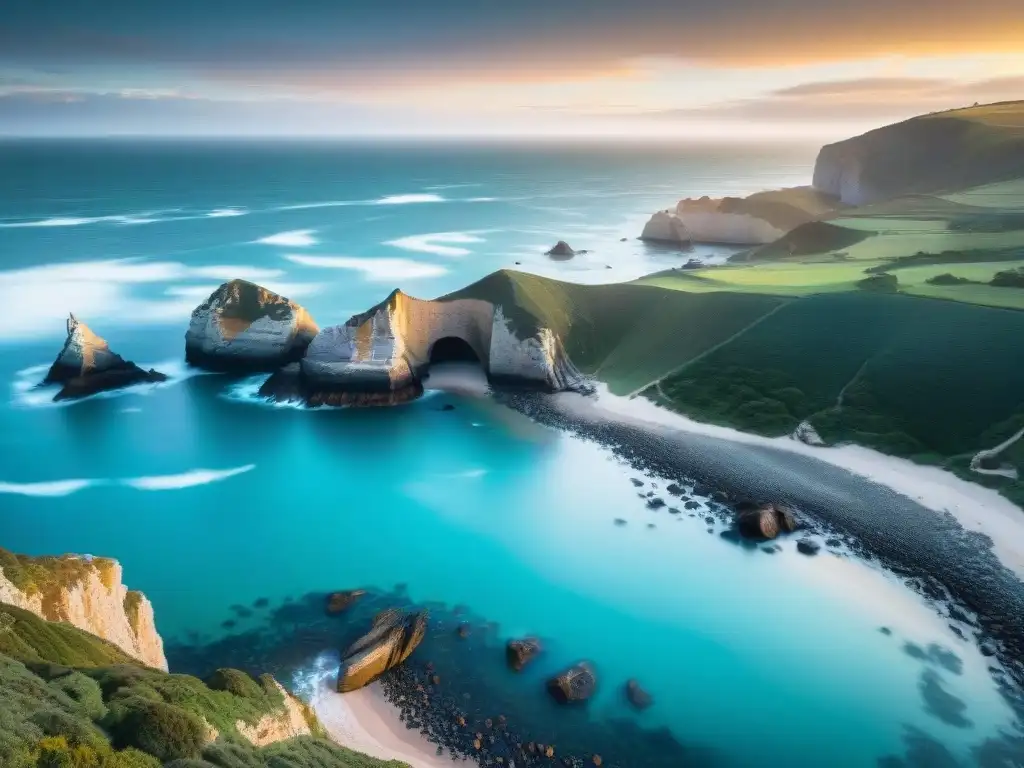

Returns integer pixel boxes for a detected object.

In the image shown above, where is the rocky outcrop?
[337,608,427,692]
[640,210,691,246]
[326,589,366,615]
[625,679,653,710]
[547,662,597,704]
[674,197,788,245]
[235,679,314,746]
[813,103,1024,205]
[42,314,167,401]
[546,241,577,259]
[260,288,589,407]
[506,637,542,671]
[185,280,319,372]
[0,550,167,670]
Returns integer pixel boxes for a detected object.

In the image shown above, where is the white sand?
[313,681,453,768]
[554,386,1024,580]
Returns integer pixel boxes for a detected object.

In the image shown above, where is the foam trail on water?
[385,231,485,258]
[0,478,99,497]
[284,254,447,280]
[254,229,318,247]
[206,208,247,218]
[375,194,444,205]
[121,464,256,491]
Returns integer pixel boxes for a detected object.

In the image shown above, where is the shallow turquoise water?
[0,140,1019,766]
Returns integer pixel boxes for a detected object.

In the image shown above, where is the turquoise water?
[0,140,1019,766]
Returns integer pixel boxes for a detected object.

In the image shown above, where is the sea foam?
[284,254,447,280]
[120,464,256,491]
[385,231,485,258]
[0,478,99,497]
[255,229,318,247]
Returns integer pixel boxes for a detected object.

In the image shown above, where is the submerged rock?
[547,662,597,704]
[43,314,167,401]
[625,679,653,710]
[326,589,366,615]
[506,637,542,672]
[185,280,319,372]
[337,608,427,692]
[797,539,822,556]
[546,240,576,259]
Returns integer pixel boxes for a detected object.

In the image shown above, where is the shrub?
[925,272,975,285]
[107,699,206,762]
[204,669,263,699]
[856,273,898,292]
[991,267,1024,287]
[30,708,106,750]
[50,672,106,720]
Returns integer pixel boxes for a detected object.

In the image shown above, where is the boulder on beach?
[337,608,427,692]
[325,589,366,615]
[797,539,822,556]
[506,637,542,671]
[43,314,167,401]
[185,279,319,372]
[546,240,576,259]
[547,662,597,704]
[735,502,800,540]
[625,679,653,710]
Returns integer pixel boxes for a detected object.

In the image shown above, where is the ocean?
[0,139,1019,767]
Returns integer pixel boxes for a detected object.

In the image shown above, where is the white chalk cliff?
[234,680,314,746]
[0,553,167,670]
[186,280,319,371]
[673,199,787,245]
[298,289,586,396]
[640,210,691,245]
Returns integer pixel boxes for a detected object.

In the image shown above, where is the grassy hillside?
[813,100,1024,203]
[443,270,786,394]
[644,292,1024,505]
[0,603,405,768]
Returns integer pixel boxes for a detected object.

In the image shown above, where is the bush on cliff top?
[0,548,118,617]
[205,668,265,699]
[0,603,137,668]
[107,698,207,762]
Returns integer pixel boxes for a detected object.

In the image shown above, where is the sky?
[1,0,1023,139]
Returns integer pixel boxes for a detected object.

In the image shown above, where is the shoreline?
[571,385,1024,580]
[313,680,452,768]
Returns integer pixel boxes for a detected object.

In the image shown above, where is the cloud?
[284,254,448,280]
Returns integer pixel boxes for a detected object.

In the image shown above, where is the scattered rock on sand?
[625,679,653,710]
[43,314,167,401]
[736,502,800,540]
[506,637,542,672]
[797,539,822,556]
[547,662,597,704]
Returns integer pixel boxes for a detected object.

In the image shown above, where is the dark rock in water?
[775,505,799,533]
[44,314,167,401]
[514,261,522,265]
[692,482,712,497]
[338,608,427,692]
[684,500,701,510]
[439,404,456,412]
[547,662,597,704]
[326,589,366,615]
[613,518,628,526]
[879,626,893,636]
[620,237,628,242]
[668,507,681,515]
[647,523,657,529]
[506,637,542,672]
[681,258,704,270]
[826,537,842,548]
[625,679,653,710]
[736,506,780,539]
[980,641,997,657]
[666,483,684,497]
[646,498,666,510]
[797,539,822,556]
[630,478,644,487]
[546,240,576,259]
[456,623,471,639]
[252,597,269,609]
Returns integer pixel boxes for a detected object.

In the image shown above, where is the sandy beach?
[313,681,452,768]
[555,385,1024,581]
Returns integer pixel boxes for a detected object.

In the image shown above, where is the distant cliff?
[813,101,1024,205]
[0,548,166,670]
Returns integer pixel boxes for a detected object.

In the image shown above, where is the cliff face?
[640,210,691,244]
[234,680,314,746]
[186,279,319,371]
[813,102,1024,204]
[0,550,167,670]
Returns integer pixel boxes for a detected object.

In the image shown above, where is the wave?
[0,215,125,228]
[254,229,318,247]
[0,207,247,228]
[284,254,447,280]
[385,231,485,258]
[206,208,247,218]
[120,464,255,491]
[0,478,99,497]
[375,193,445,205]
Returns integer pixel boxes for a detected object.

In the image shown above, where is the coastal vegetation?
[0,603,405,768]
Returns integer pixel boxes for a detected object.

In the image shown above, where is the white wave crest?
[255,230,318,247]
[284,254,447,280]
[206,208,247,218]
[385,231,485,258]
[375,194,444,205]
[121,464,255,491]
[0,478,99,497]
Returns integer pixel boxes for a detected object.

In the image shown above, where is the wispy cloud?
[284,254,448,280]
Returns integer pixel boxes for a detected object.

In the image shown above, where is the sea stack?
[639,210,691,246]
[185,279,319,372]
[546,240,576,259]
[42,314,167,401]
[337,608,427,692]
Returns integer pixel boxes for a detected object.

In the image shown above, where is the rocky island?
[42,314,167,401]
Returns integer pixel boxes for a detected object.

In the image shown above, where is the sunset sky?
[2,0,1023,138]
